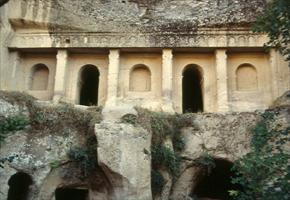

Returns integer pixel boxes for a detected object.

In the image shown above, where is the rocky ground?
[0,90,289,200]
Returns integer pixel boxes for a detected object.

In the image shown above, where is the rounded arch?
[79,64,100,106]
[182,64,204,113]
[129,64,151,92]
[29,63,49,90]
[191,158,241,200]
[7,172,33,200]
[182,63,204,76]
[236,64,258,91]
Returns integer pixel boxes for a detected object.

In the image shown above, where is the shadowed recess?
[7,172,33,200]
[79,65,99,106]
[55,188,89,200]
[192,158,241,200]
[182,64,203,113]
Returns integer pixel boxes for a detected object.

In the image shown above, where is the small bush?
[151,170,165,195]
[30,103,102,135]
[0,114,29,144]
[136,108,192,152]
[194,152,216,174]
[135,108,195,195]
[151,144,181,176]
[121,114,138,125]
[0,91,35,107]
[231,110,290,200]
[67,136,98,179]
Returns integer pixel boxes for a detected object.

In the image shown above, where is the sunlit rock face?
[0,1,289,199]
[4,0,267,32]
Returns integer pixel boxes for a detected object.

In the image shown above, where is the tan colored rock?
[95,122,152,200]
[271,90,290,108]
[0,1,289,113]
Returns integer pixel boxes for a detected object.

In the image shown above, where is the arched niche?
[129,64,151,92]
[29,64,49,90]
[7,172,33,200]
[182,64,204,113]
[79,65,100,106]
[191,158,241,200]
[236,64,258,91]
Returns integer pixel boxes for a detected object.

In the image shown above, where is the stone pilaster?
[9,51,21,90]
[215,49,229,112]
[106,49,120,106]
[162,49,175,113]
[53,49,68,102]
[269,48,279,100]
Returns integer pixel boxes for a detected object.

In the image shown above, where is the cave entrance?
[7,172,33,200]
[55,188,89,200]
[191,158,241,200]
[79,65,99,106]
[182,64,203,113]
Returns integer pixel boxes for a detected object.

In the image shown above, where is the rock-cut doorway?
[7,172,33,200]
[182,64,204,113]
[79,65,100,106]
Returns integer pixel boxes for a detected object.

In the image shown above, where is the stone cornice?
[9,29,269,49]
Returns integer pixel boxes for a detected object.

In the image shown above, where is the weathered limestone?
[156,138,174,200]
[215,49,229,112]
[95,122,152,200]
[170,166,200,200]
[0,2,13,90]
[161,49,174,113]
[53,49,68,103]
[170,112,259,199]
[1,91,290,200]
[269,48,280,101]
[1,1,289,113]
[7,51,21,90]
[106,49,120,107]
[271,90,290,108]
[0,0,290,200]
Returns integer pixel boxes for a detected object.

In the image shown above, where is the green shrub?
[0,91,35,107]
[231,110,290,200]
[121,114,138,125]
[30,103,102,135]
[151,170,165,195]
[151,144,181,176]
[194,152,216,174]
[0,114,29,144]
[67,136,98,179]
[136,108,191,152]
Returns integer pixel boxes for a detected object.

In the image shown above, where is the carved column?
[269,48,279,100]
[162,49,174,113]
[8,51,21,90]
[53,49,68,102]
[106,49,120,106]
[215,49,229,112]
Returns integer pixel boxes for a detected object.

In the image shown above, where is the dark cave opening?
[192,158,241,200]
[55,188,89,200]
[182,65,203,113]
[79,65,99,106]
[7,172,33,200]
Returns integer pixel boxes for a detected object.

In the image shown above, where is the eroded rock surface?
[96,122,152,200]
[0,91,289,200]
[5,0,266,32]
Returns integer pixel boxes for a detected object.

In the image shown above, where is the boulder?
[95,122,152,200]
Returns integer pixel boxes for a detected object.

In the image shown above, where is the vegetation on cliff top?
[0,91,102,171]
[123,108,196,196]
[231,110,290,200]
[254,0,290,65]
